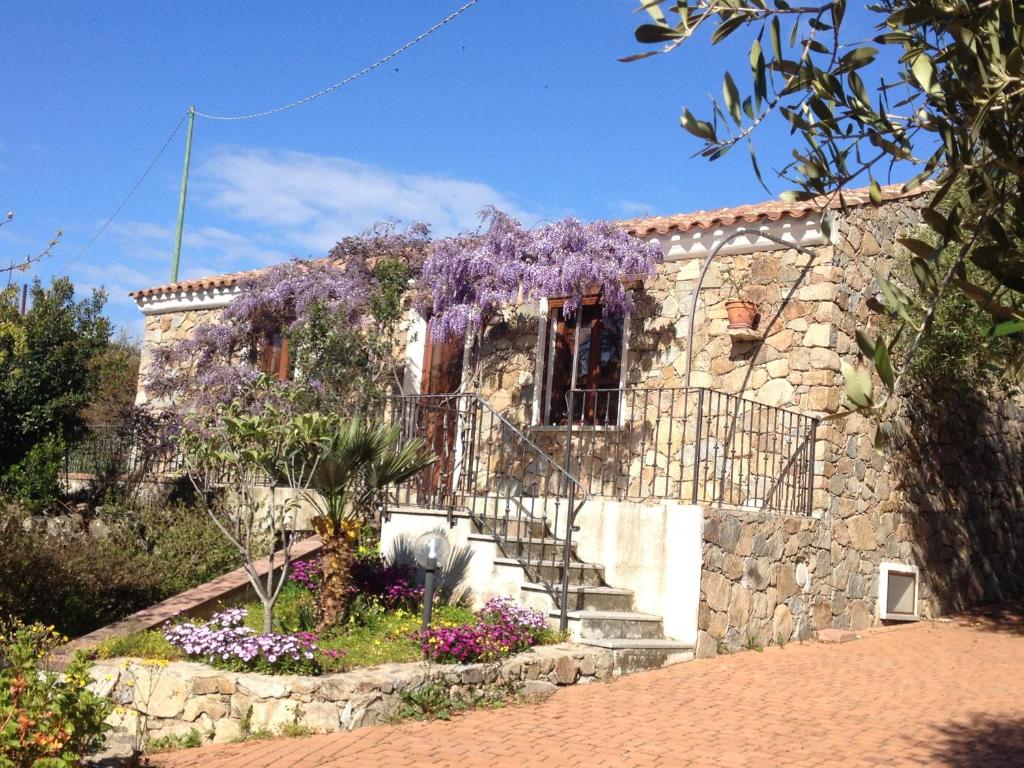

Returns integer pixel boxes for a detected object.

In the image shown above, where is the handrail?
[563,385,818,516]
[383,393,589,631]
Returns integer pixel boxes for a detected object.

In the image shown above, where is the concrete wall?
[380,501,704,645]
[572,501,702,643]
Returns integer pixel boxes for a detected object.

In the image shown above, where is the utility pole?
[170,106,196,283]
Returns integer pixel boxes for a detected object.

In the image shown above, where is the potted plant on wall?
[721,265,758,330]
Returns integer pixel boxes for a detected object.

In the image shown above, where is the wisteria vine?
[419,208,662,342]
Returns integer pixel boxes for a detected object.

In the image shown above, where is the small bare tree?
[178,391,325,634]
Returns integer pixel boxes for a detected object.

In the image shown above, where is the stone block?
[550,655,579,686]
[703,571,731,612]
[772,604,794,643]
[804,323,832,347]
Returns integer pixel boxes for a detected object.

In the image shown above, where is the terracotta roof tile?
[132,182,934,300]
[129,267,266,299]
[620,182,934,237]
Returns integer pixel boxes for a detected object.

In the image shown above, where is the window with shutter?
[539,297,624,426]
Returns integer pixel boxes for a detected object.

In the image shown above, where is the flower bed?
[163,608,320,675]
[416,597,551,664]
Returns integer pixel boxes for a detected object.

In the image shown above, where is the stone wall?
[92,646,612,748]
[467,195,1024,649]
[697,509,828,656]
[136,308,223,406]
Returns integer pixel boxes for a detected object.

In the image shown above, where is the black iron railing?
[383,394,589,630]
[63,424,183,482]
[556,387,818,516]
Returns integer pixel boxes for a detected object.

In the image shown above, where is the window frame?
[534,296,628,427]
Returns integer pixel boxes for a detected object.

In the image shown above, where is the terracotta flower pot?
[725,300,758,329]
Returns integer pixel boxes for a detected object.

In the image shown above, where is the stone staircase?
[469,508,693,675]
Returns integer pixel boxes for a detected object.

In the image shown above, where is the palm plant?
[298,418,436,628]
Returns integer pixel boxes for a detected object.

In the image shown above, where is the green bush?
[136,505,242,597]
[0,505,242,638]
[0,620,111,766]
[2,435,65,511]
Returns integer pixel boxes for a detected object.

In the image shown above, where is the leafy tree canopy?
[0,278,111,474]
[629,0,1024,415]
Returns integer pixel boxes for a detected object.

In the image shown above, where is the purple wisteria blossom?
[419,209,662,342]
[147,221,430,413]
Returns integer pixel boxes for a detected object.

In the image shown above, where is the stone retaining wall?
[91,645,612,748]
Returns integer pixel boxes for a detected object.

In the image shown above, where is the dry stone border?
[89,644,613,750]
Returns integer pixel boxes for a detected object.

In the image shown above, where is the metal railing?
[555,387,819,516]
[383,394,589,630]
[63,424,183,481]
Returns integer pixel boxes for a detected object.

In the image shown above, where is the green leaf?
[990,319,1024,337]
[635,24,683,44]
[841,361,874,409]
[855,329,876,359]
[868,179,883,204]
[911,53,940,96]
[723,72,742,125]
[873,338,895,392]
[640,0,667,25]
[898,237,938,260]
[680,109,717,141]
[770,17,782,62]
[750,39,766,108]
[910,257,938,296]
[839,46,878,71]
[878,276,918,326]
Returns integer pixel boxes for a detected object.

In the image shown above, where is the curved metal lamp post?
[682,220,832,388]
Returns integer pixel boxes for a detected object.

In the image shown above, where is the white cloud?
[82,147,541,334]
[197,147,539,252]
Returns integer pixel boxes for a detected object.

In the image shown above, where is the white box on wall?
[878,562,920,621]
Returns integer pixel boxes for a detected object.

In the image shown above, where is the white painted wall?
[572,500,704,644]
[380,502,704,645]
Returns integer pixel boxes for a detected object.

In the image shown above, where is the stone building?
[131,183,1024,661]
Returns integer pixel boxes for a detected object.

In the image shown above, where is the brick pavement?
[152,607,1024,768]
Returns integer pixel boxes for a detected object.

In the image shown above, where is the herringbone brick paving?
[153,606,1024,767]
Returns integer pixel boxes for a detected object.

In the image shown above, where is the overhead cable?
[194,0,480,121]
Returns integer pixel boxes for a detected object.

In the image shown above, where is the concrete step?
[494,557,605,587]
[470,533,577,563]
[579,638,695,675]
[523,583,635,612]
[559,610,665,641]
[473,513,551,540]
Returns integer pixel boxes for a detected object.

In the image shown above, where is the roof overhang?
[134,284,241,316]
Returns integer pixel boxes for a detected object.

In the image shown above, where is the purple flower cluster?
[147,220,430,412]
[350,556,424,610]
[419,209,662,342]
[415,596,549,664]
[478,596,548,635]
[163,608,319,674]
[289,558,323,591]
[291,555,425,610]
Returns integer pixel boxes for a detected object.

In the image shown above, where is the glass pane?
[576,321,592,382]
[887,572,916,615]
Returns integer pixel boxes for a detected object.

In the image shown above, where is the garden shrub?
[1,435,65,511]
[0,505,241,638]
[0,620,111,766]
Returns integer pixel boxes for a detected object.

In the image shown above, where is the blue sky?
[3,1,894,335]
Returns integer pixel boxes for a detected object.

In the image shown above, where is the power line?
[59,110,189,273]
[194,0,481,121]
[59,0,481,274]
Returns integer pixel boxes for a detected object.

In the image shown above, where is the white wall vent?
[878,562,920,621]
